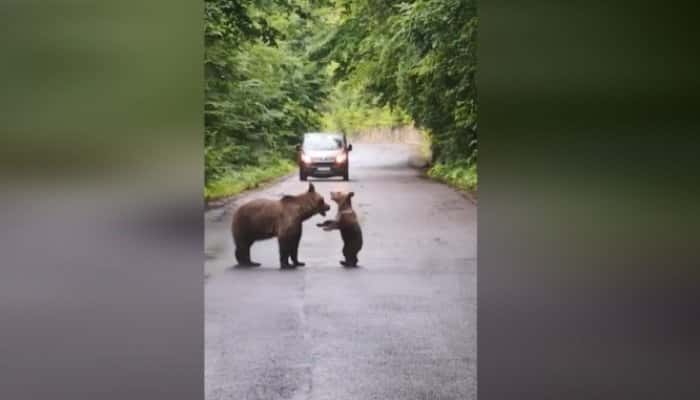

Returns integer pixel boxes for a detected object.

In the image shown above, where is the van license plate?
[316,167,331,172]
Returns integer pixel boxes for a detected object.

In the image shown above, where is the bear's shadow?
[228,264,363,271]
[228,264,308,272]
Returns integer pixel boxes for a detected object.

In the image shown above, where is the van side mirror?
[347,144,353,151]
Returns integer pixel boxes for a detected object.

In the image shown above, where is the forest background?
[205,0,477,200]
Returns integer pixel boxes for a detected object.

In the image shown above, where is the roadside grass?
[205,159,295,201]
[427,161,478,192]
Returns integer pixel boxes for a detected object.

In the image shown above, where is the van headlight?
[335,152,347,164]
[301,153,312,164]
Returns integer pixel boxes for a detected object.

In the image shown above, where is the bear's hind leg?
[278,238,294,269]
[340,258,358,267]
[290,230,305,267]
[341,246,358,267]
[235,241,260,267]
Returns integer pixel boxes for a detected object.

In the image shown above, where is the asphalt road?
[205,143,476,400]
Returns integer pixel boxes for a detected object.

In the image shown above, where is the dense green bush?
[320,78,412,134]
[204,0,478,197]
[314,0,478,167]
[205,158,296,200]
[428,161,478,192]
[205,0,330,185]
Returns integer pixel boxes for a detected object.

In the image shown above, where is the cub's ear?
[308,182,315,193]
[348,192,355,198]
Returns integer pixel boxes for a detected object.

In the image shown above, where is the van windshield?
[303,135,344,151]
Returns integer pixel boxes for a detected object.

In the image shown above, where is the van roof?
[304,132,343,136]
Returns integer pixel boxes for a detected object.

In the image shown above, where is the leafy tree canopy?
[205,0,477,185]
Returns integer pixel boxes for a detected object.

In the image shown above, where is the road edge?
[205,171,296,211]
[417,168,478,206]
[402,142,478,206]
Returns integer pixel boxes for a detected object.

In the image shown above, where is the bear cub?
[232,183,330,269]
[317,191,363,267]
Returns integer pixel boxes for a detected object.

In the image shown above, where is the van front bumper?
[301,162,346,176]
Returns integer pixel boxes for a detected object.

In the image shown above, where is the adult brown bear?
[232,183,330,269]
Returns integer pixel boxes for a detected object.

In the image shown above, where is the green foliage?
[316,0,478,164]
[428,161,478,192]
[320,79,411,134]
[205,158,296,200]
[205,0,331,184]
[204,0,478,197]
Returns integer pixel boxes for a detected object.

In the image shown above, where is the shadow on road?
[227,264,364,271]
[227,265,290,273]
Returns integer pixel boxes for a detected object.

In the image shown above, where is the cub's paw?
[293,261,306,267]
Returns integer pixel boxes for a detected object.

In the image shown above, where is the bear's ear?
[348,192,355,198]
[308,183,315,193]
